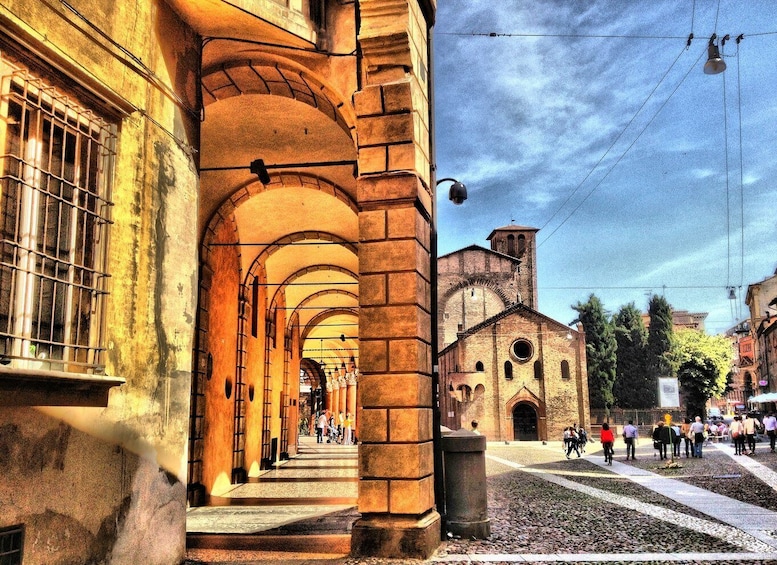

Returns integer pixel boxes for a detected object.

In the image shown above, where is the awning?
[747,392,777,403]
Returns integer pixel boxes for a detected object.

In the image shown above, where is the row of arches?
[188,46,362,503]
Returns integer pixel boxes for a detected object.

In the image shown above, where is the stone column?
[338,376,348,416]
[346,373,358,430]
[350,0,439,558]
[326,382,334,415]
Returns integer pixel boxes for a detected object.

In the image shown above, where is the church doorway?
[512,404,538,441]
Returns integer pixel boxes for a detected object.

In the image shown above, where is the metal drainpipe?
[428,17,447,539]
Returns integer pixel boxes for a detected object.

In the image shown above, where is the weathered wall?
[0,0,199,563]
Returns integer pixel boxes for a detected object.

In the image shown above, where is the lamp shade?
[703,43,726,74]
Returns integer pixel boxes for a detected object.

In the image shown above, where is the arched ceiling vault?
[199,51,359,376]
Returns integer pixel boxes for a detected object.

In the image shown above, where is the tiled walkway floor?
[187,438,358,535]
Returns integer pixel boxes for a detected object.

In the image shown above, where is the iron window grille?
[0,524,23,565]
[0,53,115,374]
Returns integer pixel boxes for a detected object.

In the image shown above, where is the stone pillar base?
[350,511,441,559]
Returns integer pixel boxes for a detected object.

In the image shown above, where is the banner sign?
[658,377,680,408]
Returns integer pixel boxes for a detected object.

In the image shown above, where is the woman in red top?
[600,422,615,465]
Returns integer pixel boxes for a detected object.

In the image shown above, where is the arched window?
[507,234,515,256]
[561,360,570,379]
[475,361,484,372]
[534,360,542,380]
[504,361,513,380]
[518,234,526,256]
[457,384,473,402]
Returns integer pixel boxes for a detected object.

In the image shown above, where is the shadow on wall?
[0,407,186,564]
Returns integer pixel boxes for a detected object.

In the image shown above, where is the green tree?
[612,303,653,408]
[572,294,617,416]
[646,295,675,393]
[674,328,734,419]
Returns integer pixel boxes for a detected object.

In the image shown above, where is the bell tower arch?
[487,225,539,309]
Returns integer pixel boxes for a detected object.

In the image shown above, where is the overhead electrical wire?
[538,45,707,248]
[537,44,689,237]
[437,32,688,40]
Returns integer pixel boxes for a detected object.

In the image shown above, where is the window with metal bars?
[0,51,115,373]
[0,524,24,565]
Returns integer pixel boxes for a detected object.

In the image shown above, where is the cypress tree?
[572,294,617,417]
[612,303,653,408]
[646,294,675,401]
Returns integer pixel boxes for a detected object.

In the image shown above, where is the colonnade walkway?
[186,437,777,563]
[186,435,358,557]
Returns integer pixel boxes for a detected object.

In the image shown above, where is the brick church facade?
[438,225,590,442]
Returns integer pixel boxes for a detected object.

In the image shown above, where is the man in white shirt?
[743,413,761,454]
[689,416,705,458]
[622,420,638,460]
[763,412,777,453]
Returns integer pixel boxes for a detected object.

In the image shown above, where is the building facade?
[437,225,590,442]
[0,0,443,562]
[746,270,777,407]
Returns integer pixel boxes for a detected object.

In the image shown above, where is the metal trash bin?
[441,428,490,539]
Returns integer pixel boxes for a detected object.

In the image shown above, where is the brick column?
[351,1,439,557]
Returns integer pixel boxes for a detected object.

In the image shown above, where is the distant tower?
[487,224,538,309]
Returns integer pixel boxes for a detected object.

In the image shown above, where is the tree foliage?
[674,328,734,418]
[646,295,675,383]
[612,303,653,408]
[572,294,617,412]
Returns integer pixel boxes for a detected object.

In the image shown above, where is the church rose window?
[510,339,533,362]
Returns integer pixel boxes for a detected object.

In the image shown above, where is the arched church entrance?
[512,403,539,441]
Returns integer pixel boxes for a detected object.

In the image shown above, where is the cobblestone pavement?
[186,439,777,565]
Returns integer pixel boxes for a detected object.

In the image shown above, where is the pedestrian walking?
[652,422,668,460]
[564,426,580,459]
[763,412,777,453]
[622,419,638,460]
[743,412,761,455]
[671,422,681,457]
[316,411,328,444]
[343,412,353,445]
[600,422,614,465]
[681,417,693,458]
[730,415,745,455]
[577,427,589,453]
[690,416,705,458]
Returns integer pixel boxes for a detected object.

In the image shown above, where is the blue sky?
[433,1,777,335]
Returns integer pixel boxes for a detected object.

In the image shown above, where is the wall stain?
[0,422,70,473]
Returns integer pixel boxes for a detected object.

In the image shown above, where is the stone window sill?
[0,367,125,407]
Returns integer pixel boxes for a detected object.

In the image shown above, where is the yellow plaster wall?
[0,1,200,563]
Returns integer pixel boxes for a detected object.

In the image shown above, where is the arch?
[202,57,356,141]
[561,360,571,380]
[475,361,484,372]
[456,384,473,402]
[507,234,515,256]
[534,360,543,380]
[505,386,547,441]
[204,173,359,263]
[441,277,515,310]
[512,404,538,441]
[268,264,358,312]
[301,306,359,343]
[504,361,513,380]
